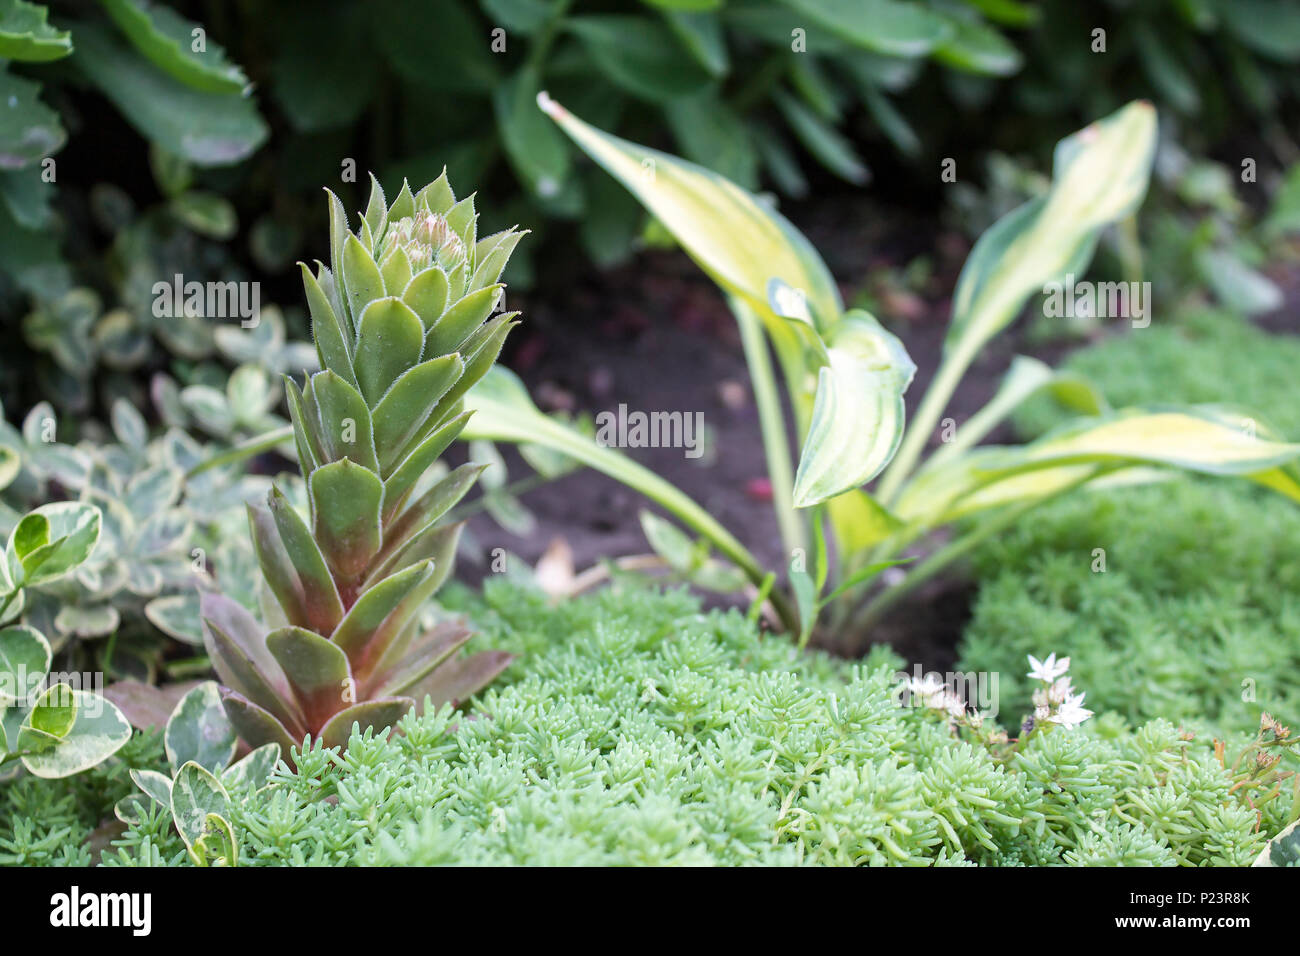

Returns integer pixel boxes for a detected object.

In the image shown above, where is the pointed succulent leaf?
[383,411,474,520]
[367,521,463,592]
[20,689,132,779]
[329,561,439,677]
[353,297,426,405]
[301,262,355,380]
[363,172,388,239]
[201,593,304,734]
[416,169,455,215]
[388,179,415,222]
[199,593,292,702]
[380,246,414,296]
[402,265,451,329]
[369,618,473,699]
[426,285,502,356]
[424,315,516,430]
[284,376,322,474]
[308,459,384,586]
[471,229,525,289]
[247,500,318,633]
[406,650,513,711]
[379,463,484,569]
[219,689,299,756]
[266,626,353,730]
[372,355,464,475]
[342,233,385,331]
[268,487,345,633]
[164,680,237,775]
[318,697,414,750]
[304,370,380,472]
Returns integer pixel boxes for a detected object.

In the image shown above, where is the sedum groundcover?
[2,581,1289,867]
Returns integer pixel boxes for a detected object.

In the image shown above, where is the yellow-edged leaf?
[539,92,842,331]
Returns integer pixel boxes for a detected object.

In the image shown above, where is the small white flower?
[1047,676,1074,706]
[1027,652,1070,683]
[1048,692,1094,729]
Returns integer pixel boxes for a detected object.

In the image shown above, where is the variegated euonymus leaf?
[164,680,237,775]
[945,100,1157,364]
[18,687,132,778]
[5,501,101,588]
[170,761,231,862]
[793,312,915,507]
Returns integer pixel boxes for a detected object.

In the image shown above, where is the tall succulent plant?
[201,173,522,753]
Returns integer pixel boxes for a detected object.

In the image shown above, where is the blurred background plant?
[5,0,1298,422]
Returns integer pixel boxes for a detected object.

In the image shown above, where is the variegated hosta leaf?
[540,92,841,332]
[945,101,1156,363]
[793,312,915,507]
[897,406,1300,526]
[924,355,1106,470]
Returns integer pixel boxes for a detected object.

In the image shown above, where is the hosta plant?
[197,173,519,753]
[463,95,1300,642]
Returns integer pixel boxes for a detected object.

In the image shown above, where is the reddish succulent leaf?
[408,650,515,711]
[266,626,354,731]
[318,697,415,749]
[268,487,345,634]
[367,618,473,699]
[102,680,201,733]
[308,459,384,591]
[220,689,300,757]
[329,561,439,679]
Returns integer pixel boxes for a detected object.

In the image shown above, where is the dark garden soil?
[460,191,1300,671]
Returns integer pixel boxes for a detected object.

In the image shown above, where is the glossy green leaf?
[100,0,249,93]
[781,0,951,57]
[566,15,713,103]
[0,68,65,168]
[73,24,266,166]
[0,1,71,61]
